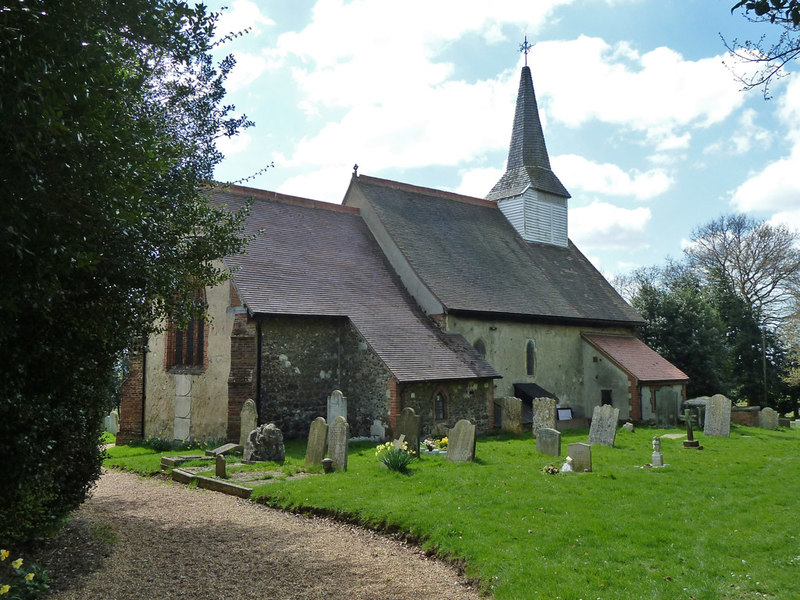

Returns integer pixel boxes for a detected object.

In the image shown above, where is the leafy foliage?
[375,442,415,473]
[0,0,250,544]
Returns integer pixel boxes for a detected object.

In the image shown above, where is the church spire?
[486,53,569,202]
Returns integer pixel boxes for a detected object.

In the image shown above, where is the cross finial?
[519,35,533,66]
[353,163,359,176]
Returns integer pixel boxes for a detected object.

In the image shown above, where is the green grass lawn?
[105,427,800,599]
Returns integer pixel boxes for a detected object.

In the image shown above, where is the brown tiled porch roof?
[213,184,498,383]
[582,334,689,383]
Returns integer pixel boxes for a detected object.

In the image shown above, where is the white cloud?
[216,131,252,157]
[767,209,800,234]
[277,167,352,204]
[730,151,800,213]
[453,167,505,198]
[704,108,772,156]
[532,37,744,145]
[226,51,270,93]
[214,0,274,41]
[553,154,673,200]
[569,201,651,250]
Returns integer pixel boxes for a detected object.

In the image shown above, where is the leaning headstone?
[567,442,592,473]
[395,407,422,457]
[239,398,258,447]
[215,454,227,478]
[703,394,731,437]
[446,419,476,463]
[327,415,349,471]
[532,397,556,434]
[305,417,328,467]
[327,390,347,426]
[243,423,285,463]
[758,407,779,430]
[536,428,561,457]
[206,442,242,457]
[588,405,620,446]
[651,436,664,467]
[392,434,406,449]
[497,397,523,434]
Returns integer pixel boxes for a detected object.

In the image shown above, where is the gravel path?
[39,469,482,599]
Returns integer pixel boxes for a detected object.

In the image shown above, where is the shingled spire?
[488,66,569,201]
[487,60,570,247]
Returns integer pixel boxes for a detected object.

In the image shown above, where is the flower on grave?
[422,438,436,451]
[0,584,9,595]
[11,558,22,569]
[0,550,8,561]
[439,436,448,449]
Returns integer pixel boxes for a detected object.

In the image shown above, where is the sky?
[204,0,800,278]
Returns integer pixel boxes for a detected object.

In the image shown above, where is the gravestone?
[703,394,731,437]
[327,415,349,471]
[239,398,258,447]
[532,397,556,434]
[104,409,119,435]
[655,388,679,427]
[792,420,800,429]
[392,434,406,449]
[305,416,328,467]
[395,407,422,456]
[215,454,226,478]
[498,397,523,434]
[683,409,702,449]
[567,442,592,472]
[622,422,634,432]
[588,404,619,446]
[327,390,347,426]
[446,419,476,463]
[758,407,779,430]
[536,427,561,457]
[370,419,386,440]
[243,423,285,463]
[779,418,791,428]
[651,436,664,467]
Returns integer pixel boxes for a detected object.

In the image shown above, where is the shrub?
[0,550,51,599]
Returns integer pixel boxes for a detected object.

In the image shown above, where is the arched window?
[526,340,535,376]
[166,288,206,371]
[473,339,486,358]
[434,390,448,421]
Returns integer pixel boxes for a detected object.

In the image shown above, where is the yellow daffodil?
[0,584,9,594]
[0,549,8,560]
[11,558,22,569]
[25,573,35,581]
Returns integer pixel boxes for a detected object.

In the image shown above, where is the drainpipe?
[256,318,262,423]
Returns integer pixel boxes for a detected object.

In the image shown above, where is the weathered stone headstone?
[567,442,592,472]
[588,404,619,446]
[215,454,226,478]
[496,397,523,434]
[536,427,561,457]
[370,419,386,440]
[327,390,347,426]
[532,397,556,434]
[758,407,779,430]
[239,398,258,447]
[622,422,634,433]
[243,423,285,463]
[703,394,731,437]
[395,407,422,456]
[392,434,406,449]
[651,436,664,467]
[327,415,349,471]
[446,419,476,463]
[683,409,702,449]
[305,416,328,467]
[104,409,119,435]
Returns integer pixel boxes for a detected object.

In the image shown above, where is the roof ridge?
[356,174,497,208]
[212,182,359,214]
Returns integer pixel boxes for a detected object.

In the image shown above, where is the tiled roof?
[583,334,689,382]
[487,66,569,201]
[213,184,498,383]
[351,176,644,325]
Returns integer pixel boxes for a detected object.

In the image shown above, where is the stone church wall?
[398,379,493,436]
[257,315,392,438]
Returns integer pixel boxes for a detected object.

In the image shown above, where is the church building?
[118,62,687,445]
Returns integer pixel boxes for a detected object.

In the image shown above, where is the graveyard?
[105,421,800,599]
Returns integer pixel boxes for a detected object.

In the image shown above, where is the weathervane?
[519,34,533,66]
[353,163,359,176]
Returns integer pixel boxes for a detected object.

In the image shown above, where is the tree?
[684,214,800,328]
[728,0,800,95]
[0,0,251,544]
[625,265,730,398]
